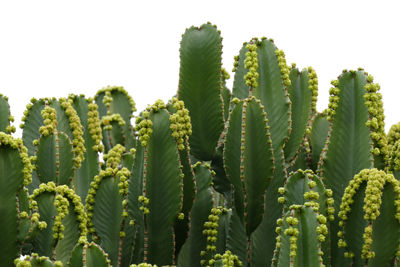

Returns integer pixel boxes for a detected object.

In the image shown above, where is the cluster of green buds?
[243,42,259,89]
[200,207,226,265]
[135,111,153,147]
[101,113,126,131]
[103,144,125,170]
[232,54,239,73]
[138,195,150,215]
[117,167,130,196]
[364,74,387,158]
[209,250,242,267]
[60,98,86,168]
[53,194,69,240]
[325,189,335,221]
[87,100,104,152]
[388,122,400,147]
[284,211,300,259]
[0,132,33,185]
[222,68,230,80]
[169,97,192,150]
[14,254,63,267]
[326,79,340,122]
[275,49,291,88]
[102,89,113,110]
[20,98,41,129]
[129,264,157,267]
[39,106,57,136]
[308,67,319,112]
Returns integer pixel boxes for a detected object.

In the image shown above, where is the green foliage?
[1,23,399,267]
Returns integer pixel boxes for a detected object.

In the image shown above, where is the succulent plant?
[0,22,399,267]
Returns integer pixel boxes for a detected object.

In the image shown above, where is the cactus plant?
[1,22,400,267]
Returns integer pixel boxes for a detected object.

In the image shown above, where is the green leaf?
[178,23,224,160]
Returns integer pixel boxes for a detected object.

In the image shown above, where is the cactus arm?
[223,100,245,219]
[276,206,325,267]
[318,70,374,265]
[143,107,183,265]
[221,70,232,122]
[242,97,274,235]
[86,145,129,266]
[178,23,224,161]
[309,113,330,172]
[177,163,214,267]
[30,183,87,264]
[69,242,111,267]
[284,67,315,164]
[70,96,102,203]
[226,209,248,265]
[0,134,32,266]
[232,44,250,100]
[127,143,145,263]
[0,94,16,133]
[21,98,46,156]
[173,143,195,257]
[255,38,291,151]
[338,169,400,265]
[35,132,74,185]
[95,86,136,151]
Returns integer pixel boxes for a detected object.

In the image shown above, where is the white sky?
[1,0,399,136]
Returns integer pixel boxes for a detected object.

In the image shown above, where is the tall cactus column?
[135,100,187,266]
[0,133,33,266]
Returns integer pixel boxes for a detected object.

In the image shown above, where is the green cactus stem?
[318,69,380,266]
[29,182,87,264]
[95,85,136,152]
[69,95,103,203]
[0,94,16,133]
[0,133,33,266]
[338,168,400,266]
[178,22,224,161]
[69,242,112,267]
[309,112,330,172]
[273,204,327,267]
[284,67,316,164]
[136,100,184,265]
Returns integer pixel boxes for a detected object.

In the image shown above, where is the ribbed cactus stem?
[338,168,400,261]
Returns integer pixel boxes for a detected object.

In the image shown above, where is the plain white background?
[0,0,399,136]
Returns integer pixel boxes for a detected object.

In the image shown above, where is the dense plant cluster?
[1,23,400,267]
